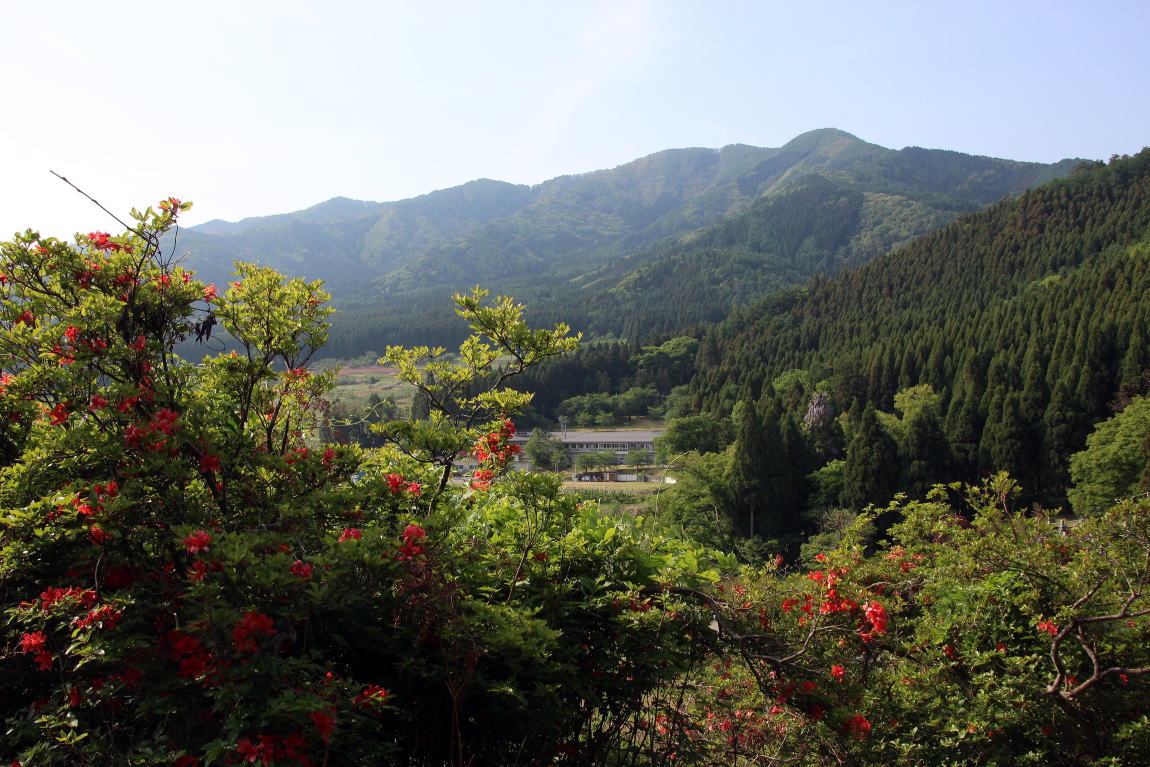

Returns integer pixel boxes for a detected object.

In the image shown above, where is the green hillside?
[687,150,1150,508]
[174,129,1080,354]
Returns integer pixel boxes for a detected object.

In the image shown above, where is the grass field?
[328,365,412,412]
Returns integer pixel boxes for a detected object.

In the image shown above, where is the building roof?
[513,429,664,443]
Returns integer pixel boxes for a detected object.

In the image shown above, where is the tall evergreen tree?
[840,406,899,510]
[730,399,771,538]
[902,408,953,498]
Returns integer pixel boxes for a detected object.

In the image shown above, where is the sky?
[2,0,1147,238]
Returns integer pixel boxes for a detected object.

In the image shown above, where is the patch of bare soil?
[336,366,397,376]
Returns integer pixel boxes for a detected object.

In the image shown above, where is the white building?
[510,429,664,465]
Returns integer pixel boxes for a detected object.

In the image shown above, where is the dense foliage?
[686,149,1150,519]
[0,206,725,766]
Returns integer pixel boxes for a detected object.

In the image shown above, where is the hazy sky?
[2,0,1147,238]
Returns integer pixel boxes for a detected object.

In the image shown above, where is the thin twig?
[49,171,138,234]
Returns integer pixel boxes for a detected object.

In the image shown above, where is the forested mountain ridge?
[174,129,1081,353]
[687,149,1150,509]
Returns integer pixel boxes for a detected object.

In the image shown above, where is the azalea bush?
[0,204,724,766]
[645,476,1150,766]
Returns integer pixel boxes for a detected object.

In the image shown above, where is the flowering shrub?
[638,477,1150,766]
[0,204,720,766]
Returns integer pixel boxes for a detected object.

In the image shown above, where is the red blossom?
[284,447,309,465]
[73,604,123,630]
[203,283,217,303]
[862,601,888,637]
[831,664,845,683]
[89,394,109,410]
[89,525,112,545]
[48,402,70,426]
[103,565,136,589]
[88,232,121,252]
[153,408,180,434]
[397,523,427,560]
[309,708,336,742]
[290,560,313,579]
[183,530,213,555]
[354,684,390,707]
[40,586,97,611]
[470,468,495,491]
[843,714,872,740]
[232,611,276,653]
[235,738,261,764]
[18,631,48,654]
[1037,619,1058,636]
[338,528,362,543]
[199,453,221,473]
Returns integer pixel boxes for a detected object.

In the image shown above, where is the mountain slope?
[176,129,1083,351]
[687,150,1150,504]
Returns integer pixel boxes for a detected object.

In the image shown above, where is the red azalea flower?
[48,403,70,426]
[88,232,121,251]
[199,453,220,473]
[338,528,362,543]
[830,664,845,683]
[309,709,336,742]
[235,738,260,763]
[188,561,209,582]
[289,560,313,579]
[354,684,390,707]
[18,631,48,654]
[844,714,872,740]
[232,611,276,653]
[203,284,217,303]
[182,530,212,555]
[470,468,494,491]
[863,601,888,636]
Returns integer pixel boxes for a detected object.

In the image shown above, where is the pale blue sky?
[2,0,1147,238]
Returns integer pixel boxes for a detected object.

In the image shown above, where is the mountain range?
[177,129,1083,354]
